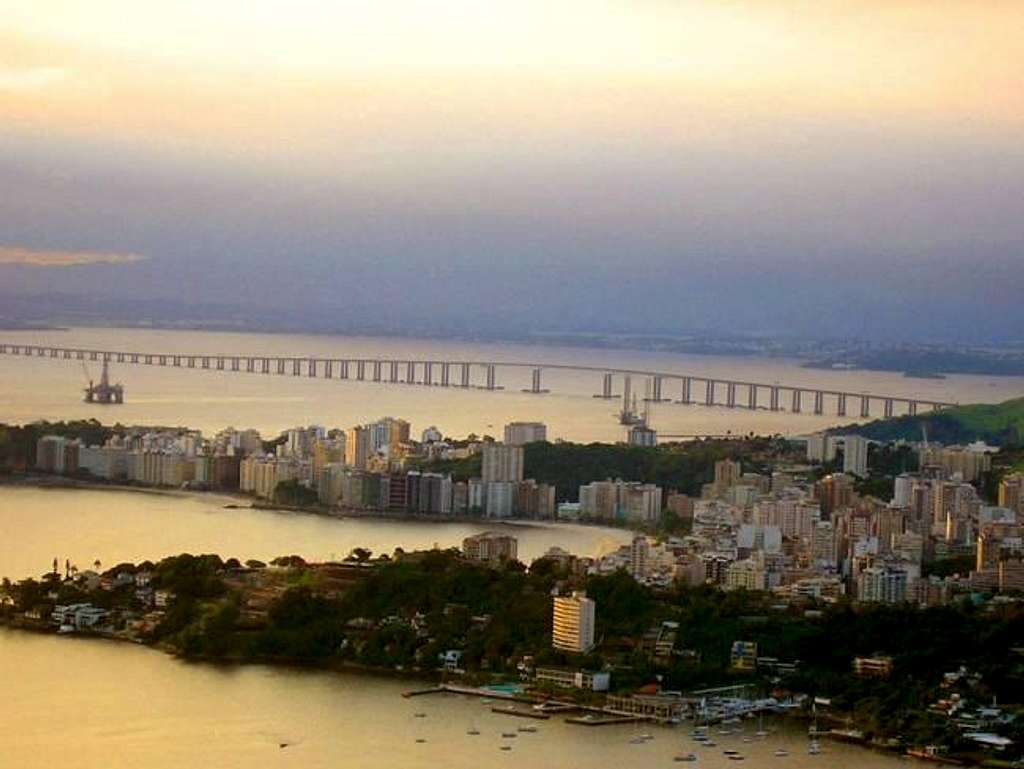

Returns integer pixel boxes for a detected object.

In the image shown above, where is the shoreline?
[0,620,979,767]
[0,472,637,536]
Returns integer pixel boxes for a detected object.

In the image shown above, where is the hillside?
[833,396,1024,446]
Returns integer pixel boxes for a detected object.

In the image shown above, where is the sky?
[1,1,1022,341]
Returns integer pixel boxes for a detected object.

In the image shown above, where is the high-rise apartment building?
[714,459,742,494]
[481,443,524,483]
[462,532,518,564]
[806,434,838,463]
[919,445,992,483]
[345,426,373,470]
[815,473,854,518]
[842,435,869,478]
[552,591,596,653]
[503,422,547,446]
[999,473,1024,514]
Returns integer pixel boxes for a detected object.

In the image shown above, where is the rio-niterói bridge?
[0,341,955,419]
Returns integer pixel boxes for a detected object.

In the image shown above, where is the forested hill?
[832,397,1024,446]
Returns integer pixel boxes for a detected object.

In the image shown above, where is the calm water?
[0,486,633,580]
[0,629,912,769]
[2,327,1022,441]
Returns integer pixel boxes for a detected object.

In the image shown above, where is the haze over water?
[3,327,1022,442]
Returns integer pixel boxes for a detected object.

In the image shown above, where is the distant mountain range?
[833,397,1024,446]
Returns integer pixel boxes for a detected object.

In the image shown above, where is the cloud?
[0,66,66,91]
[0,246,146,267]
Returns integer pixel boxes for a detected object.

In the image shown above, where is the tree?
[347,547,372,563]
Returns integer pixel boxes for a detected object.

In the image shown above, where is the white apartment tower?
[481,442,525,483]
[503,422,547,446]
[552,591,596,653]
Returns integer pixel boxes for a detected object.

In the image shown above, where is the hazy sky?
[1,1,1022,341]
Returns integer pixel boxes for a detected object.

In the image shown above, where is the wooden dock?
[402,687,445,698]
[565,714,645,726]
[491,706,551,720]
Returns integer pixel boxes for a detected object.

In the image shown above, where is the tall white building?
[806,434,838,463]
[503,422,547,446]
[842,435,869,478]
[552,591,596,653]
[481,443,524,483]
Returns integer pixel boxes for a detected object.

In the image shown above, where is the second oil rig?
[83,360,124,404]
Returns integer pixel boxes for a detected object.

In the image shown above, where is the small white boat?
[774,749,789,757]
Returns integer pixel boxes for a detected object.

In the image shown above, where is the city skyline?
[2,1,1022,342]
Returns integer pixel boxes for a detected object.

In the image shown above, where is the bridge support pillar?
[308,359,317,377]
[441,363,450,387]
[770,386,780,411]
[837,393,846,416]
[261,358,270,374]
[860,396,870,419]
[187,357,196,368]
[389,361,399,383]
[339,360,349,379]
[726,383,736,408]
[460,363,471,388]
[791,389,802,413]
[595,372,615,399]
[172,355,181,367]
[748,385,758,410]
[677,377,692,404]
[116,352,125,363]
[201,356,210,369]
[485,364,496,390]
[423,362,434,386]
[908,401,918,416]
[705,380,715,406]
[356,360,366,381]
[372,361,382,382]
[291,359,300,376]
[524,367,545,394]
[813,391,824,415]
[324,360,333,378]
[245,357,254,373]
[406,361,416,384]
[884,398,894,418]
[650,376,663,402]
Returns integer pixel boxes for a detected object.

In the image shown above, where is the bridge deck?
[0,341,956,417]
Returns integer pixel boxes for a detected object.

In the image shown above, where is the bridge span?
[0,341,955,419]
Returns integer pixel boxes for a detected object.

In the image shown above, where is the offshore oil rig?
[83,360,124,404]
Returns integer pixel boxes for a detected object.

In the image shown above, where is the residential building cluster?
[557,445,1019,606]
[33,419,556,520]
